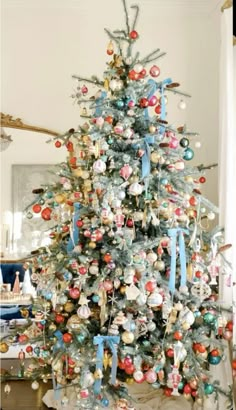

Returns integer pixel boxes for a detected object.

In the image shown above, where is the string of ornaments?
[1,1,234,409]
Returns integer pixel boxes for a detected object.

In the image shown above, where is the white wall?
[1,0,221,213]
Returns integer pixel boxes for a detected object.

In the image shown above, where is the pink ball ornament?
[96,117,104,128]
[124,356,133,366]
[145,369,157,383]
[81,85,88,94]
[80,389,89,399]
[114,124,124,134]
[120,164,133,180]
[128,100,135,108]
[103,279,113,291]
[149,65,160,78]
[148,95,158,107]
[175,208,184,217]
[169,137,179,149]
[223,330,232,341]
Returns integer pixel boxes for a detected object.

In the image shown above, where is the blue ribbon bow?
[168,228,189,293]
[67,202,80,253]
[141,134,155,179]
[93,335,120,395]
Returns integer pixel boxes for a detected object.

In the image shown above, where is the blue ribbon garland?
[141,134,155,178]
[94,91,107,116]
[67,202,80,253]
[167,228,189,293]
[93,335,120,395]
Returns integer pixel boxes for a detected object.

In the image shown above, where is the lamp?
[0,128,13,152]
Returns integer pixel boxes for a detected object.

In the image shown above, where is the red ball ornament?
[128,70,139,81]
[129,30,138,40]
[139,98,149,108]
[173,331,183,341]
[32,204,42,213]
[62,225,69,233]
[195,270,202,278]
[66,141,74,152]
[26,345,33,354]
[210,349,220,357]
[199,176,206,183]
[18,334,29,344]
[55,314,65,324]
[183,384,192,394]
[164,387,173,397]
[145,280,157,292]
[55,140,62,148]
[155,105,161,115]
[166,348,174,358]
[197,344,206,353]
[126,218,134,228]
[62,333,73,343]
[189,196,198,206]
[41,207,52,221]
[226,321,233,331]
[139,68,147,78]
[125,364,135,375]
[103,253,112,263]
[118,360,126,370]
[105,116,113,124]
[69,287,80,299]
[232,359,236,370]
[191,390,198,397]
[148,95,158,107]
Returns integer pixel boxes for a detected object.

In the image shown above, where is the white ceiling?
[1,0,222,16]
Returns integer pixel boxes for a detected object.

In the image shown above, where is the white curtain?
[218,5,236,408]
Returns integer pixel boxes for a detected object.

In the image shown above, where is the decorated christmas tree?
[1,1,234,409]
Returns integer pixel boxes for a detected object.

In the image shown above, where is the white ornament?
[178,100,186,110]
[133,63,143,73]
[31,381,39,390]
[129,182,143,196]
[207,211,215,220]
[93,159,106,173]
[147,290,163,307]
[126,284,141,300]
[191,282,211,301]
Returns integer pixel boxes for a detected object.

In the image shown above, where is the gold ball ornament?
[150,152,160,163]
[149,125,156,134]
[49,323,57,332]
[121,331,135,344]
[88,242,97,249]
[73,168,83,177]
[126,377,134,384]
[182,322,191,330]
[0,342,9,353]
[64,302,75,313]
[54,194,66,204]
[119,285,126,294]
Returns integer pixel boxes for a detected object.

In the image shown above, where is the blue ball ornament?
[101,398,109,407]
[44,291,53,300]
[203,312,215,324]
[208,354,222,365]
[75,334,85,343]
[160,177,168,185]
[46,191,53,199]
[116,99,125,109]
[92,295,100,303]
[178,381,184,390]
[194,310,201,318]
[183,147,194,161]
[204,383,214,395]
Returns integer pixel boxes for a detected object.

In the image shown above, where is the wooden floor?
[1,380,55,410]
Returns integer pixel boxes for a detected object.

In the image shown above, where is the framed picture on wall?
[12,164,60,256]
